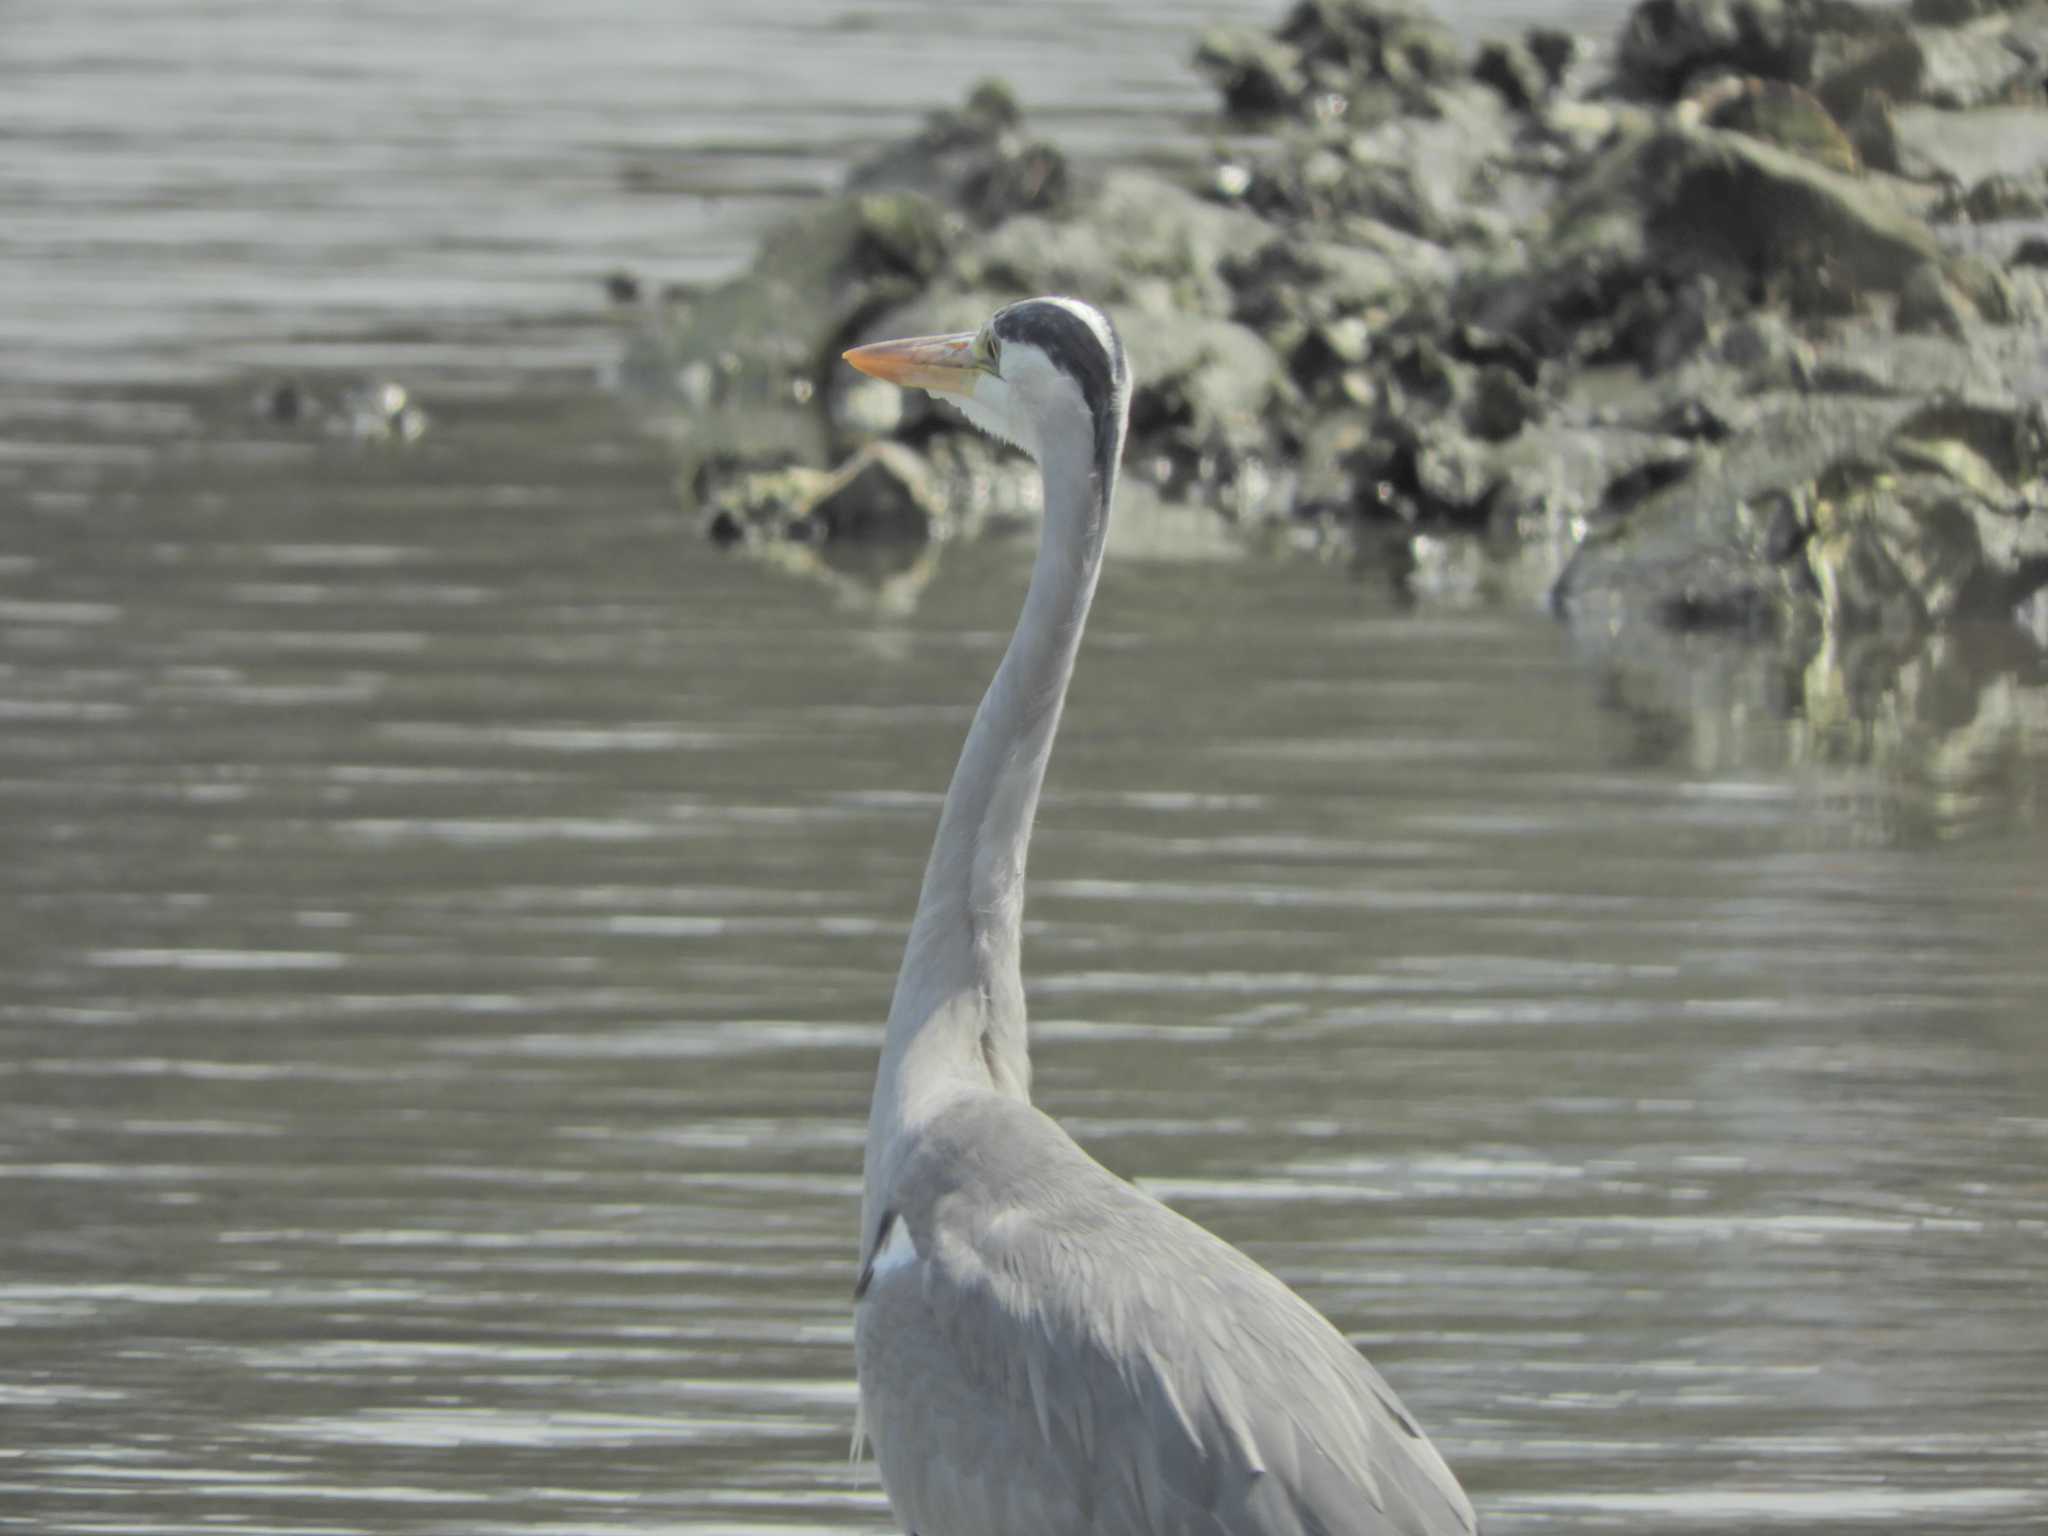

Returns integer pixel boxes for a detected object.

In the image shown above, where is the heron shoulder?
[872,1090,1479,1536]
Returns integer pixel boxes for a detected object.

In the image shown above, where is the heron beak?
[842,331,983,398]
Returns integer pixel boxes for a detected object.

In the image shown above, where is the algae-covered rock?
[627,188,957,490]
[1807,399,2048,627]
[1697,78,1860,173]
[847,79,1072,226]
[1198,0,1463,123]
[1616,0,1814,100]
[1895,261,1974,336]
[704,441,952,546]
[1638,125,1939,303]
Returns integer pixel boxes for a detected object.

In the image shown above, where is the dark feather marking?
[854,1209,897,1300]
[991,298,1127,489]
[1372,1385,1422,1439]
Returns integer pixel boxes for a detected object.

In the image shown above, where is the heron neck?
[863,435,1110,1221]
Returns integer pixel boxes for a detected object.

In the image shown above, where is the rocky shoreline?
[620,0,2047,708]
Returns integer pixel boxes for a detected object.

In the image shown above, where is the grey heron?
[843,297,1478,1536]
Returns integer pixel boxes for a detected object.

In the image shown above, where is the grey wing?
[856,1117,1476,1536]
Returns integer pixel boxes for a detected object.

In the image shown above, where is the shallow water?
[3,383,2045,1533]
[5,1,2048,1532]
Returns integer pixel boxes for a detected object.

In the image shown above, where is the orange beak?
[842,331,984,397]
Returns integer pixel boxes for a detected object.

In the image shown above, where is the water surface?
[2,385,2044,1532]
[3,0,2046,1531]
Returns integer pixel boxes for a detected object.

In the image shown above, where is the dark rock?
[808,442,948,542]
[1653,562,1788,632]
[1961,172,2048,222]
[1616,0,1812,100]
[1895,261,1973,336]
[1528,28,1579,87]
[1657,396,1740,441]
[1200,0,1463,122]
[1118,311,1293,471]
[1552,393,1920,635]
[1636,125,1941,309]
[1941,255,2015,322]
[1473,38,1550,111]
[1602,453,1698,514]
[1277,0,1464,90]
[603,269,642,305]
[1465,364,1540,440]
[847,79,1069,226]
[1290,315,1375,394]
[1718,311,1816,389]
[1844,90,1903,173]
[1447,324,1541,384]
[1196,27,1307,119]
[1386,336,1461,412]
[1814,31,1926,121]
[1909,0,1986,25]
[2014,236,2048,267]
[257,377,306,425]
[1699,78,1860,173]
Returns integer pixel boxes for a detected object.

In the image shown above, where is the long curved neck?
[862,431,1112,1230]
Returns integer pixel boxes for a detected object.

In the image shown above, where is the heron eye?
[982,333,1001,371]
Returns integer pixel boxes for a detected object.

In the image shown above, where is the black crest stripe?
[991,299,1127,486]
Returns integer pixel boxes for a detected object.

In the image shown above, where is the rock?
[1914,12,2048,108]
[255,377,307,425]
[1402,418,1505,522]
[807,442,950,542]
[1909,0,1986,25]
[1635,124,1942,309]
[622,0,2048,670]
[1960,172,2048,222]
[959,170,1272,321]
[700,462,834,543]
[1277,0,1464,91]
[2014,236,2048,267]
[1719,311,1816,389]
[1198,0,1463,122]
[848,79,1071,226]
[1844,90,1904,173]
[1528,28,1579,89]
[1473,38,1550,111]
[1466,368,1540,444]
[1289,314,1375,395]
[1814,31,1927,121]
[703,442,953,545]
[1120,310,1294,484]
[1552,393,1920,635]
[1699,78,1860,173]
[1616,0,1811,101]
[1195,27,1307,120]
[1895,260,1973,336]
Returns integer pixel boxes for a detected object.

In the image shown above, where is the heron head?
[844,296,1129,483]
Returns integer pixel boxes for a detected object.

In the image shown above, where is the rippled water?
[4,384,2045,1533]
[5,1,2048,1533]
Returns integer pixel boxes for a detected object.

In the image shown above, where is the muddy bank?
[620,0,2048,755]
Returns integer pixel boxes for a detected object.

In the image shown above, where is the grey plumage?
[857,1096,1477,1535]
[843,298,1478,1536]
